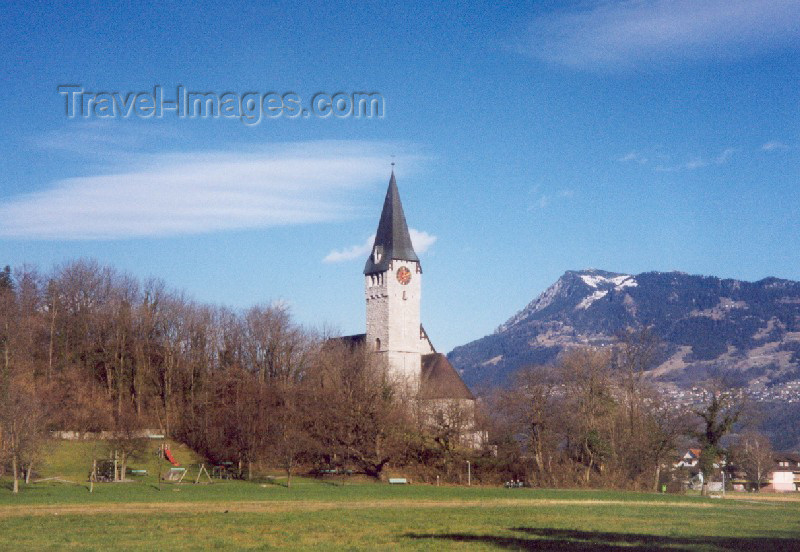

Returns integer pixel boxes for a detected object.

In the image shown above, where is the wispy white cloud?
[625,142,792,172]
[653,147,736,172]
[0,140,421,239]
[619,151,648,164]
[408,229,437,255]
[714,147,736,164]
[762,140,791,151]
[323,228,437,263]
[324,235,375,263]
[683,157,708,170]
[519,0,800,70]
[528,185,575,210]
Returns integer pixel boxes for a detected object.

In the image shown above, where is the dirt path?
[0,498,727,518]
[724,494,800,503]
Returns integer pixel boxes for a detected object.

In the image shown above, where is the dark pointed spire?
[364,171,419,275]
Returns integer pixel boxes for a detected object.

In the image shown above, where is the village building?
[730,452,800,492]
[765,453,800,492]
[675,448,701,469]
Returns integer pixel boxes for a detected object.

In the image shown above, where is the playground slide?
[164,447,180,466]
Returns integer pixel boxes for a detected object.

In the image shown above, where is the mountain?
[448,269,800,392]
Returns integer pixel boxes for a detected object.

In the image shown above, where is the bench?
[388,478,408,485]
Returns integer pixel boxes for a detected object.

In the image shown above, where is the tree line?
[0,260,480,490]
[0,260,763,493]
[487,330,765,494]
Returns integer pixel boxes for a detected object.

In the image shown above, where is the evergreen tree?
[693,387,743,495]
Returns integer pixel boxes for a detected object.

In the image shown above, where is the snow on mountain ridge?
[496,270,639,332]
[580,273,637,289]
[495,269,639,333]
[615,277,638,289]
[576,274,637,309]
[576,290,608,310]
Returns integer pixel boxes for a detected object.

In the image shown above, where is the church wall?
[365,259,422,385]
[365,276,389,350]
[385,350,421,386]
[420,398,485,448]
[385,260,421,354]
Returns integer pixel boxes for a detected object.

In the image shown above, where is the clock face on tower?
[396,266,412,285]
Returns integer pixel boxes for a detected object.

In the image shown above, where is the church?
[342,171,478,437]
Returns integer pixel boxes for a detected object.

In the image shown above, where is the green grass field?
[2,441,799,550]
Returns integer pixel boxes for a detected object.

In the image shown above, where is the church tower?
[364,171,422,386]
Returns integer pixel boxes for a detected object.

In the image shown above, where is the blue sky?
[1,1,798,352]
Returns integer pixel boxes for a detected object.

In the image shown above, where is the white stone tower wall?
[365,260,421,385]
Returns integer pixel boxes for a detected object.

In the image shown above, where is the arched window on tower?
[375,338,381,350]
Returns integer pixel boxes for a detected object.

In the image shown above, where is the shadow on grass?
[249,476,279,485]
[2,480,87,494]
[249,476,302,489]
[404,527,800,551]
[312,477,347,487]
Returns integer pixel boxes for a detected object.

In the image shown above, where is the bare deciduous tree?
[0,384,45,493]
[559,348,616,484]
[495,365,558,486]
[730,430,773,492]
[308,342,406,479]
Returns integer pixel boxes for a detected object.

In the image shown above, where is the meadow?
[1,441,799,550]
